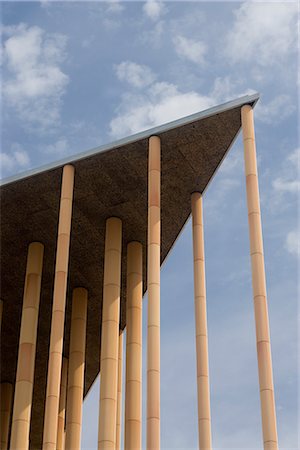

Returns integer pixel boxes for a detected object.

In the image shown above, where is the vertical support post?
[57,357,68,450]
[42,164,75,450]
[147,136,161,450]
[116,333,123,450]
[125,242,143,450]
[191,193,212,450]
[0,383,13,450]
[98,217,122,450]
[10,242,44,450]
[65,288,88,450]
[241,105,278,450]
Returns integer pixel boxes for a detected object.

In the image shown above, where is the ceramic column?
[147,136,161,450]
[116,333,123,450]
[125,242,143,450]
[42,164,75,450]
[10,242,44,450]
[191,193,212,450]
[241,105,278,450]
[98,217,122,450]
[57,357,68,450]
[65,288,88,450]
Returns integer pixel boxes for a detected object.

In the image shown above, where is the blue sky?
[1,1,298,449]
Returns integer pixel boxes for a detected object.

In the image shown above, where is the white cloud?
[110,73,215,138]
[272,147,300,195]
[288,147,300,167]
[285,230,299,257]
[44,138,69,155]
[225,2,297,66]
[173,35,206,65]
[143,0,166,21]
[110,63,258,139]
[256,95,296,124]
[115,61,156,88]
[0,143,30,177]
[273,178,299,194]
[2,23,69,131]
[106,0,124,14]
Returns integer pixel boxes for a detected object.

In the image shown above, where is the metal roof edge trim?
[0,93,259,187]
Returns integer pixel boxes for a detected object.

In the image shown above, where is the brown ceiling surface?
[0,99,254,448]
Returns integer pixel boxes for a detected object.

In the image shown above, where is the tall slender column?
[98,217,122,450]
[147,135,161,450]
[42,164,75,450]
[191,193,212,450]
[0,382,13,450]
[57,357,68,450]
[116,333,123,450]
[241,105,278,450]
[10,242,44,450]
[65,288,88,450]
[125,242,142,450]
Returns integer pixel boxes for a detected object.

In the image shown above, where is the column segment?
[65,288,88,450]
[147,136,161,450]
[10,242,44,450]
[241,105,278,450]
[116,333,123,450]
[125,242,143,450]
[0,382,13,450]
[42,164,75,450]
[98,217,122,450]
[191,193,212,450]
[57,357,68,450]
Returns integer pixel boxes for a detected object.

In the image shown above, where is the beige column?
[125,242,143,450]
[147,136,161,450]
[116,333,123,450]
[65,288,88,450]
[42,164,75,450]
[57,357,68,450]
[10,242,44,450]
[241,105,278,450]
[191,193,212,450]
[98,217,122,450]
[0,383,13,450]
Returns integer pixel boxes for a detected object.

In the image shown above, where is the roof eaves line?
[0,93,259,187]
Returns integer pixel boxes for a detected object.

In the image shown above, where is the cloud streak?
[2,23,69,132]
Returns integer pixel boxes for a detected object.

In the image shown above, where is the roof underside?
[0,94,258,448]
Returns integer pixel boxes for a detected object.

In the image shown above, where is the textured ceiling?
[0,96,257,448]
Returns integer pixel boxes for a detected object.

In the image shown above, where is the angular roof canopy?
[0,93,259,448]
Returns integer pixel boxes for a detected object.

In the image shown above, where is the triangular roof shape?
[0,93,259,447]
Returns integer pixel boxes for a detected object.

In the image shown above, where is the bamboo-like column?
[42,164,75,450]
[125,242,143,450]
[191,193,212,450]
[57,357,68,450]
[65,288,88,450]
[116,333,123,450]
[10,242,44,450]
[98,217,122,450]
[147,136,161,450]
[241,105,278,450]
[0,382,13,450]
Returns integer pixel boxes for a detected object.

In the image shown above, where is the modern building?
[0,94,278,450]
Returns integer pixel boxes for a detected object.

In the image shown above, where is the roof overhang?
[0,93,259,447]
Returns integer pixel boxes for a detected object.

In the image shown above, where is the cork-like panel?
[0,105,244,448]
